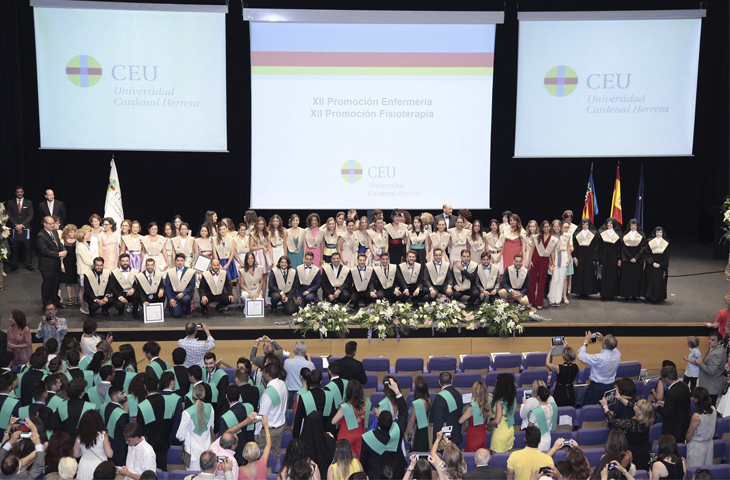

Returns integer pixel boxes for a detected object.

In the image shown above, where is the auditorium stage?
[1,240,727,341]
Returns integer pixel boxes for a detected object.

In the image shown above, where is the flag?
[611,164,623,225]
[104,156,124,226]
[634,164,644,228]
[582,163,599,222]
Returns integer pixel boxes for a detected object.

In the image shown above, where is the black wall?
[1,0,727,255]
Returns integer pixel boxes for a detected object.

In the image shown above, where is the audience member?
[118,423,156,480]
[545,343,579,407]
[527,385,557,453]
[328,439,363,480]
[250,336,283,370]
[688,332,725,404]
[431,438,467,480]
[283,341,315,409]
[430,372,464,445]
[685,387,717,467]
[92,461,117,480]
[506,426,553,480]
[218,386,252,464]
[603,429,635,474]
[602,395,654,471]
[188,452,234,480]
[277,440,320,480]
[72,410,113,480]
[360,381,408,480]
[578,331,621,405]
[208,433,239,480]
[650,435,687,480]
[654,365,691,443]
[463,449,506,480]
[487,373,517,453]
[44,433,73,475]
[178,323,215,368]
[255,364,287,462]
[238,421,271,480]
[337,342,368,384]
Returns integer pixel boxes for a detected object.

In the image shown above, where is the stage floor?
[1,240,727,335]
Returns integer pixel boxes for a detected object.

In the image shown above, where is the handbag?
[181,426,214,468]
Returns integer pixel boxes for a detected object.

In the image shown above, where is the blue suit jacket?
[165,267,196,298]
[296,269,321,297]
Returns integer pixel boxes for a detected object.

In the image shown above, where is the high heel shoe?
[74,297,79,306]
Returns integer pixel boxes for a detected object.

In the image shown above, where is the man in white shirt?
[255,363,287,462]
[118,423,156,480]
[578,331,621,405]
[179,322,216,367]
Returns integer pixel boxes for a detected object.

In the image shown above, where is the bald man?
[464,449,506,480]
[36,215,66,308]
[433,203,457,231]
[199,259,234,315]
[38,189,67,227]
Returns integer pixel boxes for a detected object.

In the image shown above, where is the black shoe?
[27,266,34,272]
[116,310,124,316]
[132,312,140,320]
[185,310,192,317]
[88,311,96,317]
[102,309,109,317]
[201,309,208,316]
[55,303,66,309]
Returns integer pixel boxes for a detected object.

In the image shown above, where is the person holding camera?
[578,331,621,405]
[35,305,67,349]
[188,451,235,480]
[506,426,553,480]
[0,416,45,480]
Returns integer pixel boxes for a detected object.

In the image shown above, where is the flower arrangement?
[0,203,9,263]
[414,295,471,333]
[722,195,730,243]
[353,299,397,340]
[292,302,351,338]
[480,299,525,338]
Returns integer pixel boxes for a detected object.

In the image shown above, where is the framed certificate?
[245,299,265,318]
[143,303,165,323]
[193,254,212,272]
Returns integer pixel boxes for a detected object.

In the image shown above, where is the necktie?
[49,231,58,248]
[384,267,388,276]
[17,200,21,214]
[305,266,311,270]
[435,262,441,275]
[515,268,520,276]
[97,274,101,285]
[212,272,219,276]
[148,275,153,285]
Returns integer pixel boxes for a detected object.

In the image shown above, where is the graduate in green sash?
[183,365,213,410]
[360,381,409,480]
[487,373,517,454]
[430,372,464,445]
[330,380,369,460]
[103,385,130,466]
[325,361,348,409]
[458,381,491,452]
[136,375,178,470]
[15,352,46,406]
[203,352,230,420]
[56,377,94,439]
[0,373,20,437]
[170,348,191,398]
[526,386,558,453]
[176,384,214,471]
[143,341,168,381]
[293,369,335,439]
[219,384,255,464]
[18,382,48,419]
[405,376,431,452]
[64,350,95,388]
[43,374,63,413]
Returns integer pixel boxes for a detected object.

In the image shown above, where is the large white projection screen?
[32,0,228,152]
[245,9,503,210]
[514,10,704,158]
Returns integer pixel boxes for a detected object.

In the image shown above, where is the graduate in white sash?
[268,256,299,315]
[373,252,401,303]
[108,253,139,318]
[198,259,234,315]
[133,258,166,313]
[165,253,196,318]
[239,252,264,304]
[452,249,479,306]
[424,248,453,299]
[476,251,501,304]
[499,254,530,306]
[321,252,352,306]
[295,252,321,308]
[396,250,424,305]
[83,257,113,317]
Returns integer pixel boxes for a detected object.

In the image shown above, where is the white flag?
[103,156,124,226]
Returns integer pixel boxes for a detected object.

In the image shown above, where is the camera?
[196,323,203,328]
[552,336,564,346]
[523,389,533,399]
[383,380,391,386]
[17,420,25,425]
[441,426,452,439]
[608,463,617,471]
[217,456,228,463]
[562,440,572,448]
[590,333,597,343]
[254,415,263,422]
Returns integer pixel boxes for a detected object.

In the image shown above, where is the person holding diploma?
[239,252,264,305]
[476,251,501,305]
[269,255,299,315]
[199,259,234,316]
[134,259,166,319]
[397,250,424,306]
[452,249,479,306]
[165,253,196,318]
[321,252,352,307]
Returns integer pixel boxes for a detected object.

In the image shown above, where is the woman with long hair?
[522,219,538,265]
[368,217,389,266]
[459,381,490,452]
[286,214,305,269]
[277,440,320,480]
[45,432,74,474]
[571,218,599,299]
[448,216,469,266]
[601,396,655,471]
[76,225,94,314]
[404,456,439,480]
[322,217,338,265]
[528,220,558,309]
[268,215,287,270]
[405,375,431,452]
[548,221,573,307]
[202,210,218,240]
[330,380,369,459]
[73,410,113,480]
[597,217,623,300]
[120,221,144,271]
[8,310,32,366]
[233,222,251,272]
[685,387,716,467]
[619,218,647,301]
[406,216,428,266]
[304,213,325,268]
[88,214,102,258]
[60,224,79,306]
[502,214,524,271]
[98,217,119,269]
[337,219,359,267]
[119,343,138,373]
[239,252,264,304]
[603,428,635,474]
[384,209,408,264]
[193,225,216,274]
[126,373,148,418]
[487,373,517,453]
[171,215,183,237]
[216,219,239,284]
[356,216,372,264]
[238,416,271,480]
[545,344,579,407]
[644,226,670,303]
[327,439,363,480]
[427,219,450,264]
[177,384,214,471]
[163,222,175,268]
[375,375,400,419]
[431,438,466,480]
[564,447,592,480]
[141,222,169,272]
[484,219,504,273]
[650,435,686,480]
[172,222,195,268]
[527,385,557,452]
[467,220,486,267]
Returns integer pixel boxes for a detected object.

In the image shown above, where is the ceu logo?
[544,65,578,97]
[341,160,363,184]
[66,55,102,87]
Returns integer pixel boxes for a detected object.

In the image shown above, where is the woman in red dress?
[502,214,524,271]
[330,381,369,459]
[459,381,491,452]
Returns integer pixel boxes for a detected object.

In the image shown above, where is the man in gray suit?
[464,449,507,480]
[687,331,726,404]
[0,417,45,479]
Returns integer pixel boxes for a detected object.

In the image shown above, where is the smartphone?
[115,467,122,471]
[196,323,203,328]
[217,456,228,463]
[604,389,617,407]
[415,454,430,461]
[254,415,263,422]
[20,432,30,439]
[608,463,617,471]
[441,425,452,439]
[552,336,565,346]
[383,380,391,386]
[17,420,25,425]
[539,466,552,474]
[523,389,533,399]
[562,440,572,447]
[590,333,597,343]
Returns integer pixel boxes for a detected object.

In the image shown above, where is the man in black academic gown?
[143,341,169,381]
[18,382,47,419]
[424,248,454,299]
[110,352,129,390]
[429,372,464,445]
[349,253,376,308]
[108,253,138,318]
[183,365,213,409]
[64,350,95,387]
[17,352,46,406]
[204,352,230,428]
[44,374,63,412]
[171,348,191,398]
[133,258,166,319]
[136,374,179,471]
[269,255,300,315]
[219,384,255,464]
[55,378,95,439]
[452,249,480,306]
[324,361,348,408]
[160,371,184,445]
[0,374,19,438]
[199,259,234,315]
[397,250,425,306]
[83,257,113,317]
[338,341,368,384]
[295,252,321,308]
[373,252,402,303]
[292,369,335,439]
[103,385,130,466]
[360,381,408,479]
[235,368,260,413]
[320,252,351,306]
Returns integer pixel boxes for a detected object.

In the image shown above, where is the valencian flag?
[582,163,599,222]
[611,164,623,226]
[104,156,124,226]
[634,164,645,228]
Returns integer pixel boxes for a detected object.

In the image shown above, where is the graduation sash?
[264,385,282,408]
[85,270,111,297]
[300,390,333,417]
[351,267,373,292]
[87,386,104,409]
[507,266,528,289]
[272,268,296,293]
[204,369,227,404]
[47,394,62,412]
[341,399,371,430]
[222,403,254,434]
[202,271,228,296]
[469,234,486,253]
[477,265,500,291]
[122,235,142,251]
[449,228,468,251]
[408,231,427,247]
[622,232,644,247]
[557,233,572,251]
[286,228,302,252]
[296,264,319,287]
[399,263,421,285]
[374,266,397,289]
[106,406,126,440]
[58,400,94,426]
[649,238,668,254]
[429,232,450,251]
[112,268,139,290]
[530,402,558,436]
[138,393,179,424]
[18,405,37,422]
[368,230,388,249]
[233,235,250,257]
[413,398,429,429]
[148,359,169,379]
[384,223,407,240]
[377,397,391,413]
[362,422,400,455]
[325,379,349,407]
[340,233,359,253]
[496,399,516,429]
[141,236,166,256]
[135,271,165,296]
[168,268,196,293]
[304,229,325,249]
[322,265,348,288]
[215,239,233,260]
[65,369,95,388]
[79,355,91,370]
[426,262,449,285]
[600,229,620,244]
[534,235,559,257]
[471,401,486,426]
[172,237,194,256]
[575,230,595,247]
[437,389,458,413]
[185,402,211,435]
[486,234,504,250]
[453,261,478,289]
[240,266,263,291]
[0,397,18,429]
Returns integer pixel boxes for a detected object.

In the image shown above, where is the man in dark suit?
[6,185,34,271]
[37,189,67,227]
[320,253,351,306]
[108,253,138,318]
[171,348,191,398]
[397,250,425,306]
[143,341,168,381]
[136,375,176,471]
[424,248,454,299]
[429,372,464,445]
[36,216,66,308]
[133,258,166,319]
[199,259,234,315]
[104,385,130,466]
[165,253,196,318]
[55,378,95,439]
[374,253,402,303]
[360,381,408,479]
[498,254,531,307]
[338,341,368,384]
[183,365,213,409]
[464,449,507,480]
[655,365,691,443]
[110,352,130,391]
[219,385,255,464]
[16,352,46,406]
[83,257,113,317]
[432,203,457,231]
[295,251,321,308]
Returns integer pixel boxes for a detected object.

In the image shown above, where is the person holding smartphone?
[545,340,579,407]
[578,331,621,405]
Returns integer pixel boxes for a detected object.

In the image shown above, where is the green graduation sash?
[125,365,136,373]
[127,394,139,418]
[148,359,168,379]
[222,403,254,434]
[163,393,181,419]
[79,355,91,370]
[413,398,428,429]
[58,400,94,426]
[18,405,33,420]
[204,369,227,404]
[0,397,18,428]
[264,386,282,408]
[123,372,133,393]
[138,394,179,424]
[362,422,400,455]
[496,399,516,429]
[13,372,25,399]
[378,397,391,413]
[437,389,458,413]
[325,379,348,407]
[471,401,485,426]
[185,403,212,435]
[46,394,62,413]
[341,399,371,431]
[106,406,126,440]
[87,387,103,409]
[530,401,558,436]
[300,390,334,417]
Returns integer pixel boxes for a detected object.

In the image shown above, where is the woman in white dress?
[268,214,287,269]
[548,221,573,307]
[427,219,451,264]
[76,225,94,315]
[239,252,264,302]
[485,219,504,273]
[448,216,469,265]
[337,219,359,267]
[177,384,215,471]
[467,220,487,265]
[367,218,389,267]
[88,214,102,258]
[141,222,169,272]
[73,410,113,480]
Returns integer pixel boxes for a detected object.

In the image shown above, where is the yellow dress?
[490,400,515,453]
[330,459,362,480]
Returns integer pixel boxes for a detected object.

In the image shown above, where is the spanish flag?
[611,164,623,226]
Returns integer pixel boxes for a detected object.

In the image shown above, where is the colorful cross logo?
[108,179,117,192]
[544,65,578,97]
[341,160,363,184]
[66,55,102,87]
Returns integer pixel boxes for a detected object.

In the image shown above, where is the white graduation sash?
[374,266,397,289]
[534,235,559,257]
[215,239,233,259]
[241,266,263,291]
[383,223,407,240]
[121,235,142,252]
[469,233,486,252]
[448,228,468,250]
[272,268,296,293]
[477,265,501,290]
[168,268,196,292]
[429,232,450,251]
[85,270,111,297]
[568,223,578,235]
[622,232,644,247]
[399,262,421,284]
[508,266,528,289]
[270,231,284,247]
[649,238,668,254]
[304,229,325,248]
[111,268,139,290]
[286,228,303,252]
[486,233,504,251]
[355,231,369,248]
[202,271,227,295]
[408,231,427,246]
[340,233,359,253]
[322,264,349,288]
[296,264,320,286]
[172,237,194,256]
[135,271,166,295]
[575,231,595,247]
[453,261,478,289]
[426,262,449,285]
[367,230,388,249]
[351,266,373,292]
[557,233,572,251]
[141,236,166,256]
[233,235,250,256]
[600,229,620,244]
[324,231,339,247]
